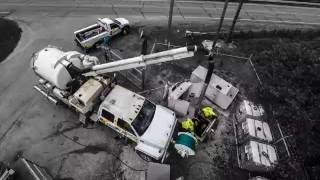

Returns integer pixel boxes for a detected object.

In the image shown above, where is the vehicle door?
[99,109,118,130]
[109,23,121,36]
[117,118,138,142]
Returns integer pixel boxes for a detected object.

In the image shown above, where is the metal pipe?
[86,46,197,76]
[276,118,291,157]
[33,85,58,104]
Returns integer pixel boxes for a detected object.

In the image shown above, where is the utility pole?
[167,0,175,44]
[140,30,148,90]
[226,0,245,43]
[215,0,229,43]
[197,0,229,106]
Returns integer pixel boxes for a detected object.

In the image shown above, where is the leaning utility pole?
[216,0,229,41]
[226,0,245,43]
[197,0,229,106]
[167,0,175,43]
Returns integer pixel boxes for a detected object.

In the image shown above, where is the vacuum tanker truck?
[31,45,198,162]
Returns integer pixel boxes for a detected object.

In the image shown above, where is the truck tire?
[122,26,129,35]
[136,150,155,162]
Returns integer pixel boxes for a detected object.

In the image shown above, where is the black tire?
[74,39,80,47]
[83,48,88,54]
[122,26,130,35]
[136,150,154,162]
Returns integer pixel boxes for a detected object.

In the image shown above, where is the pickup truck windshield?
[132,100,156,136]
[114,20,121,25]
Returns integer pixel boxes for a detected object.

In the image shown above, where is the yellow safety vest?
[202,107,217,118]
[182,118,195,132]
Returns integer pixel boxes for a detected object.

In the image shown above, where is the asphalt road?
[1,0,320,25]
[0,1,319,179]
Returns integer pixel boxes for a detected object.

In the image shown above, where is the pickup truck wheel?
[122,27,129,35]
[83,48,88,54]
[136,151,153,162]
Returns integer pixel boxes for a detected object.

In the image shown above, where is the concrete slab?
[147,162,170,180]
[120,146,147,180]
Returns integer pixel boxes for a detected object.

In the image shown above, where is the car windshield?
[114,19,121,25]
[132,100,156,136]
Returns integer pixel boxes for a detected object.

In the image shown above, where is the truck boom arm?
[83,46,197,76]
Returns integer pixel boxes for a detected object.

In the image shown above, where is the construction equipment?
[0,162,14,180]
[0,158,52,180]
[174,132,197,158]
[238,140,278,172]
[31,45,197,163]
[167,80,219,142]
[190,66,239,110]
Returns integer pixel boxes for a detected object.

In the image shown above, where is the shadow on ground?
[0,18,21,63]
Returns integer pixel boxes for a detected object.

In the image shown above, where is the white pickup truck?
[98,85,177,162]
[74,18,130,50]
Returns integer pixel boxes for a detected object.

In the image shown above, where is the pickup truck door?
[117,118,138,142]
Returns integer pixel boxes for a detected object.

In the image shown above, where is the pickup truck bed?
[75,24,106,42]
[74,17,129,50]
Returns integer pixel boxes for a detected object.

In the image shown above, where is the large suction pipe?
[83,46,198,76]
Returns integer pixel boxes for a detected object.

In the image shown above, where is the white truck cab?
[98,85,177,162]
[74,17,130,50]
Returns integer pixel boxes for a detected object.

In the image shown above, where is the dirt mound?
[0,18,22,63]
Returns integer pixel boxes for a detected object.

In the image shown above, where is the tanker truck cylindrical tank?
[32,47,73,90]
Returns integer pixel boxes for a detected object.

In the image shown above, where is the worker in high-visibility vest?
[182,118,198,133]
[101,36,111,62]
[201,106,217,119]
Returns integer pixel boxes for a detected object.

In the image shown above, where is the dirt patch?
[0,18,22,63]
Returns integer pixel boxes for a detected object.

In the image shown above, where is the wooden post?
[212,0,229,49]
[226,0,245,43]
[167,0,175,43]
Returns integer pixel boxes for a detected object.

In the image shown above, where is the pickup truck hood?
[114,18,129,26]
[136,105,176,159]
